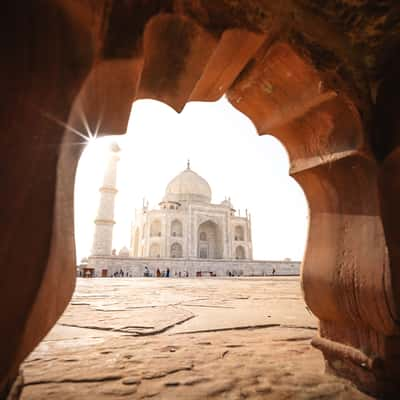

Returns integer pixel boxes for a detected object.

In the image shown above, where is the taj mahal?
[131,159,252,261]
[85,143,300,277]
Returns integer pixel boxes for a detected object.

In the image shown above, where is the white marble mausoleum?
[131,160,252,261]
[86,143,300,277]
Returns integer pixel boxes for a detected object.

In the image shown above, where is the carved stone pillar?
[299,154,399,396]
[226,39,400,396]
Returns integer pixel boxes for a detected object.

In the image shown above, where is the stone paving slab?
[20,277,372,399]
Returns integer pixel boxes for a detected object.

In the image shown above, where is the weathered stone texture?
[20,278,371,400]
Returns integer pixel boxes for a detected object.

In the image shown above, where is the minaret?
[91,142,120,256]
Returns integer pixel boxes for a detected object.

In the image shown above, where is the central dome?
[163,162,212,203]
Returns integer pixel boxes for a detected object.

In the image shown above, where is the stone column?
[227,38,400,396]
[91,142,120,256]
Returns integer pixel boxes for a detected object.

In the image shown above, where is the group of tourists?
[155,268,170,277]
[143,265,171,277]
[143,266,190,278]
[112,269,132,277]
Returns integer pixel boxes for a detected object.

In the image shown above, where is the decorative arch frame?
[2,3,400,397]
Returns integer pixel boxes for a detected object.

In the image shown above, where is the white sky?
[74,97,308,262]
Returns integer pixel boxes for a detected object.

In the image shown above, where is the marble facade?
[88,149,299,277]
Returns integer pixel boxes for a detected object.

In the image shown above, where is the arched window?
[150,220,161,237]
[170,242,183,258]
[150,243,160,258]
[171,219,182,237]
[234,225,244,241]
[235,245,245,259]
[199,231,207,241]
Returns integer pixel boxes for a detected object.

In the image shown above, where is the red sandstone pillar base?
[312,321,400,397]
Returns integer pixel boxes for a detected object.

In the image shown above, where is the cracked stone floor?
[21,277,372,399]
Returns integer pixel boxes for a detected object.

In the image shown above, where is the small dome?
[118,246,130,256]
[163,162,211,203]
[220,199,231,208]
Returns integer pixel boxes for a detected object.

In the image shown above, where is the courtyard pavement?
[20,277,372,399]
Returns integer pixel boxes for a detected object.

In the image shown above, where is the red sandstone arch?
[2,2,400,398]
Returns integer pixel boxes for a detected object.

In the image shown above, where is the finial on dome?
[187,159,191,170]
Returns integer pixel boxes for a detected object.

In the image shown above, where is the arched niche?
[234,225,244,241]
[170,219,182,237]
[170,242,182,258]
[198,220,222,259]
[149,243,160,258]
[150,220,161,237]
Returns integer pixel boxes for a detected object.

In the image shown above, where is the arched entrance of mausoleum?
[197,220,222,259]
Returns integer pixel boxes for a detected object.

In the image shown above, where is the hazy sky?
[74,97,308,262]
